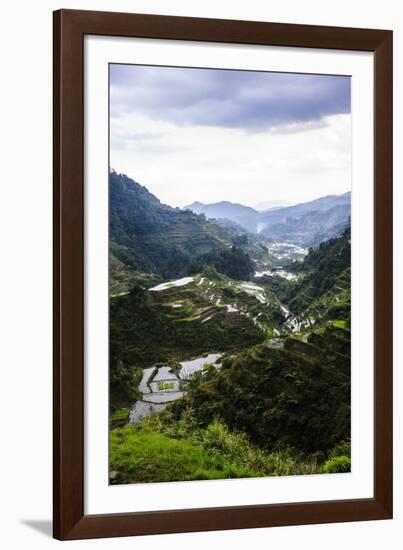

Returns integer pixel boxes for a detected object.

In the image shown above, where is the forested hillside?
[273,227,351,315]
[181,326,350,455]
[110,170,233,279]
[109,171,269,290]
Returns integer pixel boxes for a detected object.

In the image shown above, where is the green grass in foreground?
[109,413,333,484]
[110,426,257,483]
[323,455,351,473]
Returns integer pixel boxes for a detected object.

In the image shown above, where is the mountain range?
[185,191,351,247]
[185,200,259,233]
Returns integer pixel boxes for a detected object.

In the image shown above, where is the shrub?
[136,410,323,478]
[323,455,351,473]
[329,439,351,459]
[111,408,129,421]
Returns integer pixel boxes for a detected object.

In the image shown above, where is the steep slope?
[258,227,350,316]
[109,269,291,409]
[298,268,351,329]
[189,246,255,281]
[283,227,351,315]
[110,171,270,286]
[110,271,286,369]
[253,229,351,344]
[110,171,234,279]
[184,326,350,454]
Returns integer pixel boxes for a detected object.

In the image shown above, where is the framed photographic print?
[53,9,393,540]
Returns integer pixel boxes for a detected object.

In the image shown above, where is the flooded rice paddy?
[129,353,223,422]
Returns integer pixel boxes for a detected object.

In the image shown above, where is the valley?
[109,171,352,484]
[185,191,351,248]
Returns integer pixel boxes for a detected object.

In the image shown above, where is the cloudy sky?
[110,64,351,209]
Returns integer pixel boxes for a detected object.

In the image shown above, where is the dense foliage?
[189,245,255,280]
[177,326,350,454]
[323,455,351,473]
[110,414,327,484]
[110,360,142,410]
[109,280,266,411]
[263,227,351,316]
[110,171,268,282]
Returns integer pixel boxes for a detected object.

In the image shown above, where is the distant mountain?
[184,201,259,233]
[259,193,350,246]
[185,192,351,247]
[184,201,205,214]
[258,192,350,227]
[254,200,292,212]
[261,204,350,247]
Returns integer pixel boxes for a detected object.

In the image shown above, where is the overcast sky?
[110,64,351,209]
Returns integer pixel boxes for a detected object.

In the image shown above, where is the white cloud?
[110,112,351,208]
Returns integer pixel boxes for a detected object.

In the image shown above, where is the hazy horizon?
[110,64,351,209]
[111,166,350,212]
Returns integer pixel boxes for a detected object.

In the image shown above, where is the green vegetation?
[108,171,352,483]
[189,245,255,280]
[333,320,347,329]
[111,408,129,422]
[110,361,143,411]
[323,455,351,473]
[257,230,351,338]
[109,252,162,296]
[300,268,351,329]
[157,381,174,391]
[109,171,270,285]
[110,414,324,484]
[110,274,268,402]
[110,426,257,483]
[283,228,351,315]
[179,326,350,455]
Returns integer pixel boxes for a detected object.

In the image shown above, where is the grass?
[111,408,129,422]
[323,455,351,473]
[157,381,174,391]
[110,425,256,483]
[110,414,325,484]
[180,316,200,322]
[202,363,214,371]
[332,319,347,329]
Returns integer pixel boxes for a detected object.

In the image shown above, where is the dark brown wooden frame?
[53,9,393,540]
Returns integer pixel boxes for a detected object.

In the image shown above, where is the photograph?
[108,63,352,485]
[0,2,395,545]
